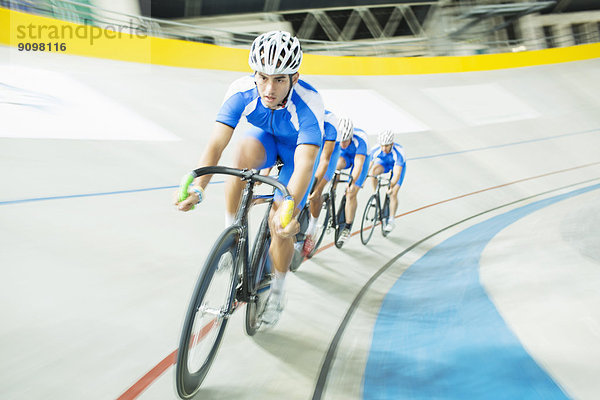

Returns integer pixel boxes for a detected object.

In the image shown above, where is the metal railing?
[2,0,598,57]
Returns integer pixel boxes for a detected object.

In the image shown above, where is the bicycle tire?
[360,195,379,245]
[381,194,391,237]
[334,195,347,248]
[245,205,272,336]
[175,225,241,399]
[306,193,331,259]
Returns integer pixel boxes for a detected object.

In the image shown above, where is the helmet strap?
[277,74,295,107]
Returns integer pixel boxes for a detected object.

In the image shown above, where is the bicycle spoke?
[176,227,240,399]
[361,195,378,245]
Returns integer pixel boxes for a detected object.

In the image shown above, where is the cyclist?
[367,130,406,232]
[303,110,343,255]
[335,118,370,245]
[175,31,324,327]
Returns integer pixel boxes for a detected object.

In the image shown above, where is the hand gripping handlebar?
[178,166,295,228]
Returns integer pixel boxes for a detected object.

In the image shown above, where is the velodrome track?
[1,41,600,400]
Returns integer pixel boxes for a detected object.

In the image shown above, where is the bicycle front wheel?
[360,195,379,245]
[175,226,241,399]
[307,193,331,259]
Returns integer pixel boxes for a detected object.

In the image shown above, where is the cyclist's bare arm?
[195,122,235,188]
[390,165,403,187]
[308,141,335,200]
[313,140,336,182]
[272,144,320,231]
[270,144,319,238]
[288,144,320,212]
[387,165,403,195]
[349,154,366,191]
[367,159,376,173]
[175,122,234,211]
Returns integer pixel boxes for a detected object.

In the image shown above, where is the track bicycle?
[174,166,294,399]
[305,170,353,255]
[360,173,392,245]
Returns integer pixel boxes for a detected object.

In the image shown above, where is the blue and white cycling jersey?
[216,75,325,208]
[369,143,407,186]
[323,110,341,143]
[339,127,370,187]
[370,143,406,169]
[216,75,324,147]
[322,110,342,182]
[339,127,369,168]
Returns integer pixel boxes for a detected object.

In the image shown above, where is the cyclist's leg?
[334,153,352,190]
[388,185,400,220]
[369,161,386,191]
[262,201,293,325]
[389,164,406,221]
[263,141,320,324]
[306,146,338,248]
[334,155,350,226]
[268,142,302,277]
[309,142,340,220]
[225,128,276,225]
[268,199,295,275]
[344,155,370,228]
[308,179,326,221]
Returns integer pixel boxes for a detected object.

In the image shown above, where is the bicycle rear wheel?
[334,195,347,248]
[306,193,331,259]
[245,206,272,336]
[360,195,379,245]
[381,194,391,237]
[175,226,241,399]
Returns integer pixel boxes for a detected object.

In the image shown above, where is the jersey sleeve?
[354,129,369,156]
[323,110,339,142]
[215,76,255,129]
[368,145,380,159]
[393,144,407,166]
[294,81,325,146]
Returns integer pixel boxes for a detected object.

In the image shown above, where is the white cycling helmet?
[379,130,394,146]
[248,31,303,75]
[338,117,354,142]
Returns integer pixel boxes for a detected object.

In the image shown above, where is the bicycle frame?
[327,170,352,231]
[179,166,292,311]
[373,173,391,224]
[360,172,393,245]
[232,176,257,306]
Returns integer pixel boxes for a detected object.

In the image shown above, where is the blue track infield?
[364,182,600,400]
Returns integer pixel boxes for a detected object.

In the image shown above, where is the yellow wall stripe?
[2,7,599,75]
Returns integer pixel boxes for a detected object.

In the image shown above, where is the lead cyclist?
[175,31,325,327]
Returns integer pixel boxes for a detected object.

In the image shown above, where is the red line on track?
[117,161,600,399]
[117,350,177,400]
